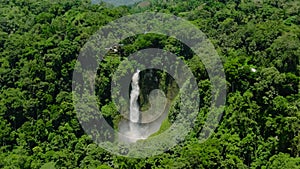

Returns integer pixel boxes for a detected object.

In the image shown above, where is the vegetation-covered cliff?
[0,0,299,168]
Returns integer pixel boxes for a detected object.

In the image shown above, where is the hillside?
[0,0,299,168]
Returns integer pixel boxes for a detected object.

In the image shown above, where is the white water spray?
[129,69,141,139]
[118,69,168,143]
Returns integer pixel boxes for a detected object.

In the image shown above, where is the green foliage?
[264,153,300,169]
[40,162,56,169]
[0,0,299,168]
[149,116,171,138]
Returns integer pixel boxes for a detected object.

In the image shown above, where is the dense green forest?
[0,0,299,168]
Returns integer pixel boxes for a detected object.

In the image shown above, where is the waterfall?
[129,69,141,140]
[118,69,168,143]
[130,69,140,123]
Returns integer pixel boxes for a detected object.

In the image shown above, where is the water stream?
[118,69,168,143]
[128,69,143,140]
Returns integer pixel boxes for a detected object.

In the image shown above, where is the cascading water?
[118,69,169,143]
[129,69,142,140]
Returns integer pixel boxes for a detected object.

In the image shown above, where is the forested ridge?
[0,0,299,168]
